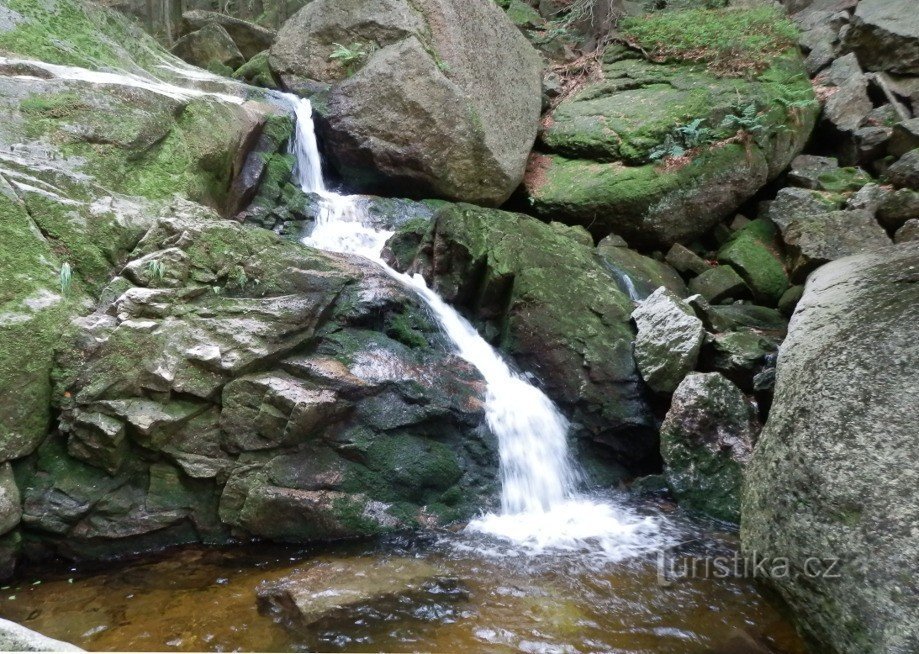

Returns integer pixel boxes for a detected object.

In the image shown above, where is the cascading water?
[286,96,670,558]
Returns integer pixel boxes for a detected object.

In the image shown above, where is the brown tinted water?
[0,499,806,653]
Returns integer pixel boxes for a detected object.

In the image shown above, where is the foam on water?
[285,95,673,558]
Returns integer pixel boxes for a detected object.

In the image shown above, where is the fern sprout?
[59,262,72,295]
[146,259,167,282]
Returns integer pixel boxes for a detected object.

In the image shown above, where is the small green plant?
[720,102,769,141]
[59,262,72,295]
[329,42,373,75]
[146,259,167,282]
[760,69,819,125]
[650,118,714,161]
[232,265,248,288]
[675,118,713,148]
[649,134,686,161]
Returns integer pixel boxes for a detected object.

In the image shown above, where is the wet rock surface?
[386,203,657,467]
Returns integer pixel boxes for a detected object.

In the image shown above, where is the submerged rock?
[742,242,919,653]
[0,618,82,651]
[661,373,758,523]
[631,288,705,394]
[387,204,657,467]
[257,557,456,631]
[269,0,542,206]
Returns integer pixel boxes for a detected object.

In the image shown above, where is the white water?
[287,97,670,558]
[0,56,244,104]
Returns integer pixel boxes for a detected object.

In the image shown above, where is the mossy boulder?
[386,203,657,467]
[661,372,758,523]
[170,23,245,73]
[525,14,817,247]
[716,220,789,305]
[23,213,496,561]
[597,237,687,299]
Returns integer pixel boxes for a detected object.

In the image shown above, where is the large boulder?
[0,0,280,468]
[660,373,758,523]
[524,7,817,247]
[843,0,919,75]
[742,243,919,654]
[171,23,245,72]
[385,204,657,468]
[18,214,495,560]
[181,9,276,60]
[0,618,81,652]
[269,0,543,206]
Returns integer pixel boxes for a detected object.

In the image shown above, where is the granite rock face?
[269,0,543,206]
[742,243,919,654]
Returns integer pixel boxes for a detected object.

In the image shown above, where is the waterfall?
[286,96,666,557]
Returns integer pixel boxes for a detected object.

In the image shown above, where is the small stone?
[705,330,779,391]
[778,284,805,316]
[888,118,919,158]
[769,186,844,232]
[884,148,919,190]
[665,243,712,277]
[895,219,919,243]
[787,155,871,192]
[819,54,872,134]
[717,223,789,306]
[781,209,893,281]
[597,240,687,300]
[845,182,890,214]
[851,125,891,165]
[730,215,751,231]
[688,266,752,304]
[0,465,20,537]
[67,412,127,475]
[631,288,705,394]
[843,0,919,75]
[877,188,919,230]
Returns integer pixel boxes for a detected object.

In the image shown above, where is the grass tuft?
[619,6,799,76]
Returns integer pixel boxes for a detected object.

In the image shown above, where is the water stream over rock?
[287,97,670,559]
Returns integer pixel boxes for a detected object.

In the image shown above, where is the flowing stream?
[0,83,808,654]
[287,96,671,558]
